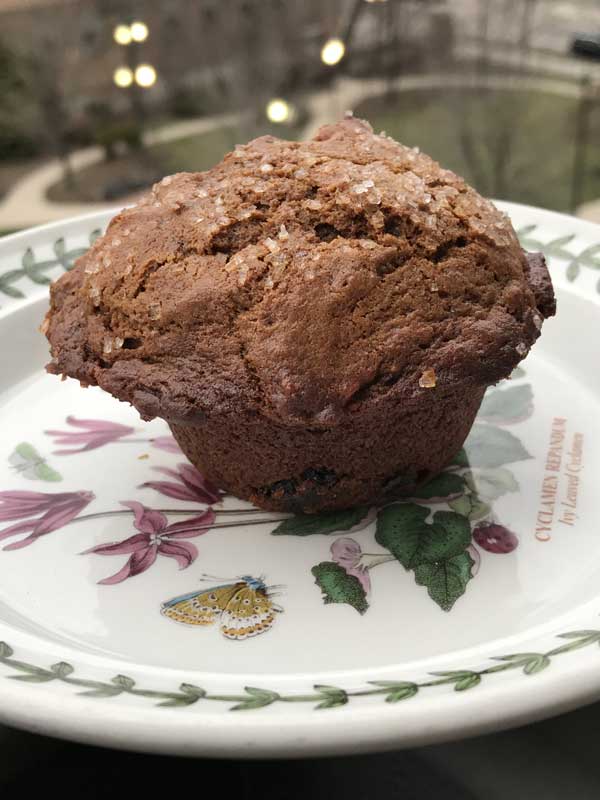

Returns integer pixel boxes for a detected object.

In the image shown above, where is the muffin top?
[45,117,554,425]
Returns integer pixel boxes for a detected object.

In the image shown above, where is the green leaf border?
[1,629,599,711]
[0,230,101,301]
[517,224,600,294]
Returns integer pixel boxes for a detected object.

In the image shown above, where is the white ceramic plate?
[0,202,599,758]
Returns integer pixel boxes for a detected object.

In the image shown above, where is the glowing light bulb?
[135,64,157,88]
[130,21,149,42]
[321,38,345,66]
[266,98,291,123]
[113,66,133,87]
[113,24,132,46]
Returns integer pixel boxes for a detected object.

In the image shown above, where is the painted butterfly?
[9,443,61,482]
[161,575,283,640]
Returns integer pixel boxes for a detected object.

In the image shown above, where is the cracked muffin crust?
[44,117,555,512]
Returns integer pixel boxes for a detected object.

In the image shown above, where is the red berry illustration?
[473,523,518,554]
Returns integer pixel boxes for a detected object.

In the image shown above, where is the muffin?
[44,117,555,513]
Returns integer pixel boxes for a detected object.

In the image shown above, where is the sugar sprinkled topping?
[294,168,308,179]
[419,368,437,389]
[103,338,113,355]
[305,199,322,210]
[352,179,375,195]
[278,224,289,241]
[260,163,274,173]
[359,239,377,250]
[516,342,528,356]
[264,237,280,253]
[236,206,256,220]
[114,336,124,350]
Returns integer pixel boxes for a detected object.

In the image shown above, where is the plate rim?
[0,202,599,757]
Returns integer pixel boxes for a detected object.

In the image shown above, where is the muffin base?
[169,385,486,513]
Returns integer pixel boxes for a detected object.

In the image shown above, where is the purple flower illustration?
[83,501,215,584]
[151,436,182,454]
[46,416,135,454]
[0,490,94,550]
[331,537,372,593]
[473,522,519,554]
[140,463,222,505]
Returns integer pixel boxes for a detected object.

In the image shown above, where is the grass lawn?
[355,88,600,213]
[47,121,303,204]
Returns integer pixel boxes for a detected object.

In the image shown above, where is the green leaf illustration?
[232,686,280,711]
[463,467,519,503]
[179,682,207,698]
[448,493,491,522]
[272,506,369,536]
[566,261,580,282]
[77,686,125,698]
[312,562,368,615]
[313,685,348,709]
[369,681,419,703]
[50,661,74,678]
[414,551,474,612]
[9,673,56,683]
[21,248,35,271]
[493,652,550,675]
[430,670,481,691]
[0,269,25,298]
[455,424,531,468]
[112,674,135,690]
[479,385,533,424]
[375,504,471,569]
[545,234,576,256]
[0,642,14,658]
[53,238,66,259]
[410,472,466,501]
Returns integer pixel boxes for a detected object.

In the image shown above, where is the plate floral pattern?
[0,203,599,759]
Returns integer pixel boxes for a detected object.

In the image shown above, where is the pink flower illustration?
[46,416,135,454]
[83,501,215,584]
[0,489,94,550]
[140,463,222,505]
[331,537,372,593]
[473,522,519,554]
[151,436,182,454]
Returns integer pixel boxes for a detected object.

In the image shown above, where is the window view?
[1,0,599,235]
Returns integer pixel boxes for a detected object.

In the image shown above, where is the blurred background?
[1,0,600,235]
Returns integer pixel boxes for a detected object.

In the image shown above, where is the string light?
[130,21,149,42]
[135,64,157,87]
[113,66,133,87]
[321,38,345,66]
[266,98,291,123]
[113,24,132,45]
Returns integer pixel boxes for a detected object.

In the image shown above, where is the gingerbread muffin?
[44,117,555,512]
